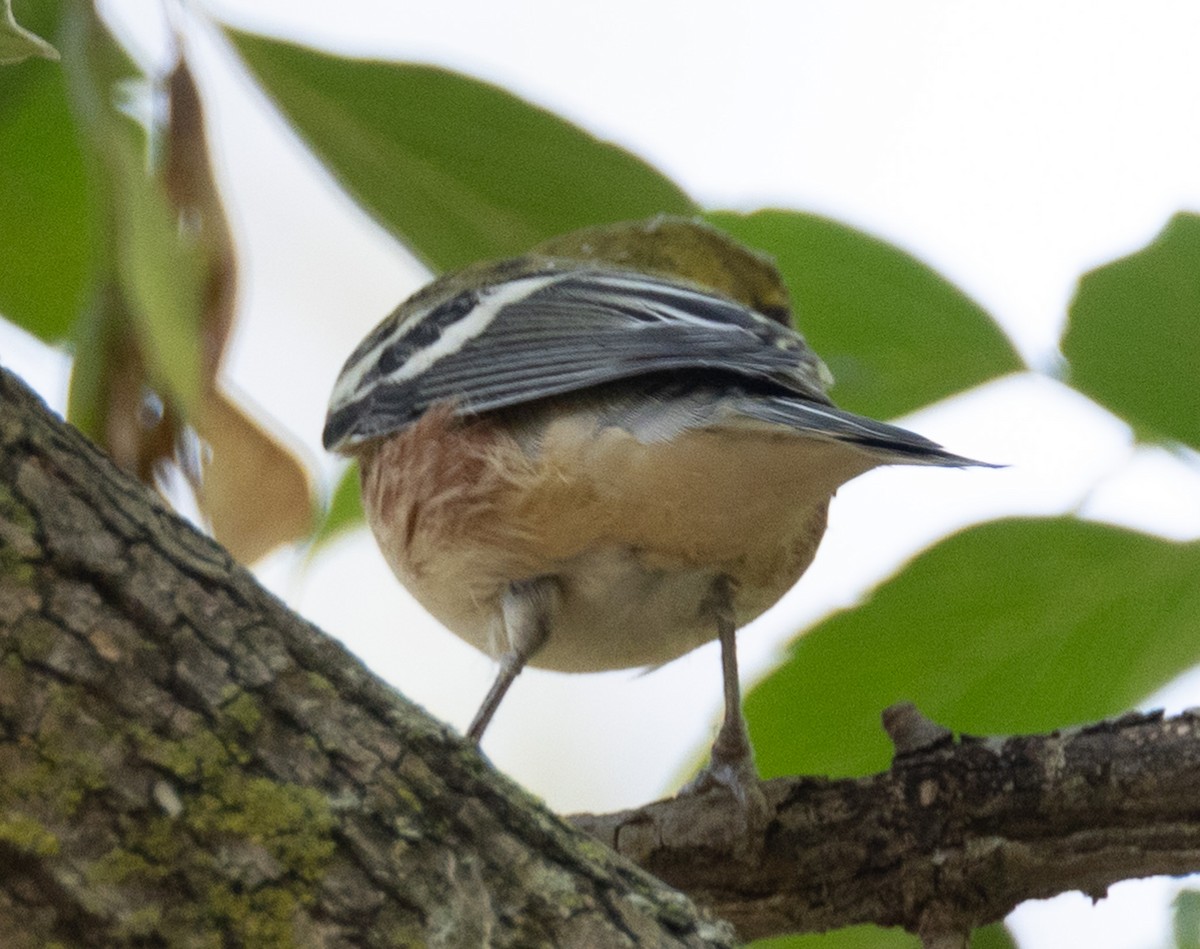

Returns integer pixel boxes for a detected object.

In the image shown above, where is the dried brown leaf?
[192,389,314,564]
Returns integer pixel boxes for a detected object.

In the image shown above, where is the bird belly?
[359,405,868,672]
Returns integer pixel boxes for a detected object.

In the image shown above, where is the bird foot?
[679,746,770,845]
[681,752,759,802]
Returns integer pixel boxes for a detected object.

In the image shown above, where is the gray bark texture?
[573,703,1200,943]
[0,369,731,947]
[3,365,1200,948]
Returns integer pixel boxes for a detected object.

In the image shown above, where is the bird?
[323,216,989,798]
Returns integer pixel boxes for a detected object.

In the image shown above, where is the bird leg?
[685,574,762,803]
[467,576,559,742]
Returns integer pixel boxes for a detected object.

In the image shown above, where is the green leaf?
[65,279,124,441]
[1175,889,1200,949]
[0,1,92,341]
[706,210,1022,419]
[227,29,695,272]
[750,924,915,949]
[311,463,363,551]
[109,133,204,410]
[1063,212,1200,451]
[751,924,1015,949]
[0,0,58,64]
[60,2,203,414]
[969,923,1019,949]
[746,518,1200,780]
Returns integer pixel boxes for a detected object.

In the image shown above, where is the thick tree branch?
[0,369,729,947]
[4,364,1200,947]
[572,703,1200,942]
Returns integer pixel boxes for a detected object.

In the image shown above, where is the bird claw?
[681,754,758,801]
[679,749,770,845]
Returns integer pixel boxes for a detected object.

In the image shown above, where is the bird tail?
[736,394,999,469]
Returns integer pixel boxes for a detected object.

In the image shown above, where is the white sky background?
[7,1,1200,945]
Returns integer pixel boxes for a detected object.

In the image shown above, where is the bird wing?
[324,266,833,451]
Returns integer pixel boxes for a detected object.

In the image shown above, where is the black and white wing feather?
[323,266,833,452]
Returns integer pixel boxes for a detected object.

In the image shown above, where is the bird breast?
[358,399,878,672]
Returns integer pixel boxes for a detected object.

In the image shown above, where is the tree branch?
[572,703,1200,942]
[4,364,1199,946]
[0,368,730,947]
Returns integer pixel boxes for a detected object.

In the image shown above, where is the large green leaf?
[706,210,1021,419]
[746,517,1200,781]
[108,130,204,410]
[0,0,92,342]
[62,2,202,433]
[751,922,1014,949]
[1063,212,1200,451]
[227,29,695,272]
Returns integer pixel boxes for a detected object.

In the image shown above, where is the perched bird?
[324,217,988,796]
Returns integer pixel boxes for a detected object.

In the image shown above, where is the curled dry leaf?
[69,35,314,561]
[191,388,314,565]
[99,312,181,485]
[163,55,314,559]
[163,58,235,381]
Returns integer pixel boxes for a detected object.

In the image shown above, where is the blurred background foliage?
[2,2,1199,946]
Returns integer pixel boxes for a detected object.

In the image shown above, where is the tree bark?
[3,365,1200,948]
[573,703,1200,943]
[0,368,731,947]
